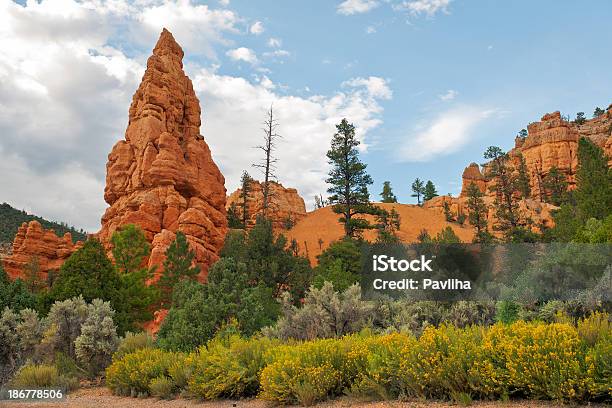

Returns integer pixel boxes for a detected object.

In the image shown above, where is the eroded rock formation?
[98,29,227,280]
[460,108,612,201]
[3,221,82,281]
[226,180,307,231]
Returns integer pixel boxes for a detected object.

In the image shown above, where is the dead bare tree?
[253,105,282,217]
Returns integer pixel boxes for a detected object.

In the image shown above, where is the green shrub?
[188,334,277,399]
[10,364,78,391]
[105,348,186,397]
[585,334,611,399]
[113,332,154,361]
[149,376,175,399]
[577,311,610,346]
[495,300,521,324]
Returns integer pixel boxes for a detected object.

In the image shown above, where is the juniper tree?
[484,146,520,239]
[593,107,605,118]
[423,180,438,201]
[375,207,401,243]
[575,112,586,125]
[326,118,375,238]
[515,153,531,198]
[542,166,568,206]
[380,181,397,203]
[411,178,425,205]
[465,182,491,243]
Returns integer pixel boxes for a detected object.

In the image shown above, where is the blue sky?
[1,0,611,231]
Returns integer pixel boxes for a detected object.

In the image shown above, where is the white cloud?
[249,21,264,35]
[439,89,458,101]
[342,77,393,100]
[337,0,379,15]
[193,70,391,205]
[398,107,494,162]
[393,0,451,17]
[263,49,291,58]
[267,37,282,48]
[366,26,377,34]
[226,47,258,64]
[219,0,230,6]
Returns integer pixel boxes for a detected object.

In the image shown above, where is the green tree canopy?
[379,181,397,203]
[411,178,425,205]
[574,137,612,221]
[158,231,200,308]
[110,224,151,275]
[313,239,362,292]
[423,180,438,202]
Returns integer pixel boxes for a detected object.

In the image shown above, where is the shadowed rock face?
[3,221,82,281]
[98,29,228,281]
[460,109,612,200]
[226,180,307,231]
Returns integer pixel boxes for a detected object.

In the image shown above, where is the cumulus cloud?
[393,0,452,17]
[398,107,495,162]
[249,21,264,35]
[439,89,458,101]
[342,77,393,100]
[226,47,258,64]
[337,0,379,15]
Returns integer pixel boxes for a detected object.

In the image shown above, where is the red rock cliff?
[3,221,82,281]
[226,180,307,231]
[460,108,612,200]
[98,29,228,281]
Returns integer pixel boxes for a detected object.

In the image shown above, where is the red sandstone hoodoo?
[97,28,228,281]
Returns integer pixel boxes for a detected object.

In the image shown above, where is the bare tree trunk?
[253,105,281,217]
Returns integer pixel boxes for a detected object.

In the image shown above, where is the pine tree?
[239,171,253,228]
[465,182,491,243]
[575,112,586,125]
[23,255,43,293]
[542,166,568,206]
[158,231,200,307]
[443,200,454,222]
[375,208,401,243]
[227,202,244,229]
[515,153,531,198]
[593,107,605,118]
[326,118,375,238]
[574,137,612,220]
[380,181,397,203]
[484,146,520,239]
[423,180,438,201]
[111,224,151,275]
[411,178,425,205]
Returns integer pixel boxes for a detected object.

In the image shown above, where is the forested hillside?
[0,202,87,244]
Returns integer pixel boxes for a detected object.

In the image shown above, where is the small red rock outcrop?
[3,221,82,281]
[460,108,612,201]
[98,29,228,281]
[226,180,307,231]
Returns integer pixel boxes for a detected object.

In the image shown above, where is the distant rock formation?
[226,180,307,231]
[460,108,612,201]
[3,221,82,281]
[98,29,227,281]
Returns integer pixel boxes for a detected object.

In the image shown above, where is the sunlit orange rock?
[226,180,306,231]
[3,221,82,281]
[98,29,228,281]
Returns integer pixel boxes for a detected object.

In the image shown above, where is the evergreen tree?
[111,224,150,275]
[374,207,401,243]
[518,128,528,139]
[574,137,612,220]
[465,182,492,243]
[158,231,200,307]
[240,171,253,228]
[593,107,605,118]
[313,239,362,292]
[326,118,375,238]
[423,180,438,201]
[442,200,454,222]
[542,166,568,206]
[227,202,244,229]
[0,264,38,312]
[379,181,397,203]
[23,255,43,294]
[575,112,586,124]
[484,146,520,239]
[516,153,531,198]
[411,178,426,205]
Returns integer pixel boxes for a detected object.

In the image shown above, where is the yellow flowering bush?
[188,335,278,399]
[585,333,611,399]
[105,348,187,397]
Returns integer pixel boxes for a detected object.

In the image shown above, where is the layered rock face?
[226,181,307,231]
[460,108,612,200]
[98,29,227,280]
[3,221,82,281]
